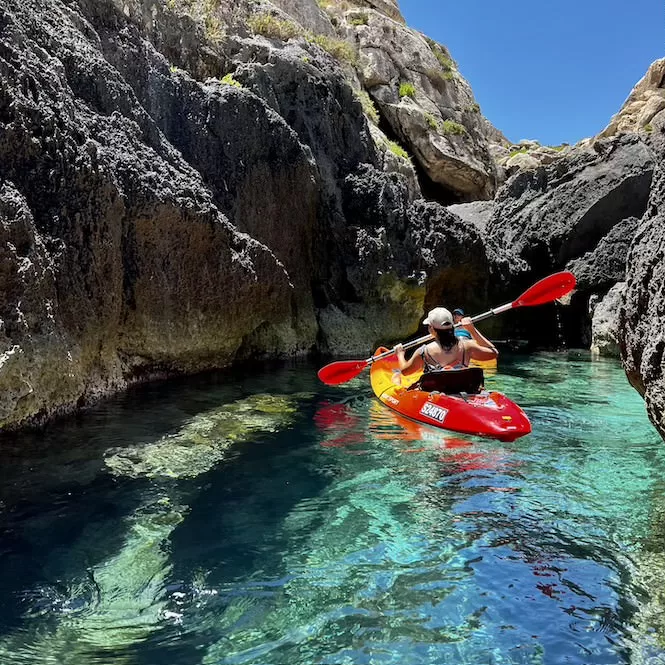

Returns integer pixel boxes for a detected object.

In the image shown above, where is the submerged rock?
[0,495,186,661]
[105,394,299,478]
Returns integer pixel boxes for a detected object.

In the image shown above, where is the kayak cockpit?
[411,367,485,395]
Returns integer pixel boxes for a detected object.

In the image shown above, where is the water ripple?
[1,354,665,664]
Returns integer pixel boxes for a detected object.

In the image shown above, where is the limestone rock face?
[349,10,506,200]
[496,140,572,178]
[317,166,494,353]
[0,0,513,429]
[620,126,665,439]
[600,58,665,138]
[6,0,661,434]
[479,133,655,348]
[267,0,336,35]
[590,282,626,358]
[368,123,422,200]
[0,0,318,427]
[486,135,654,272]
[446,200,495,233]
[361,0,404,23]
[566,216,640,291]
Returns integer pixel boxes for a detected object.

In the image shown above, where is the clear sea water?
[1,351,665,665]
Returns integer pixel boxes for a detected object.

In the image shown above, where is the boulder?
[349,10,505,200]
[590,282,626,358]
[505,151,541,174]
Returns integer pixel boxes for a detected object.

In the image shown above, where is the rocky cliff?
[469,57,665,440]
[0,0,510,429]
[1,0,664,437]
[620,97,665,440]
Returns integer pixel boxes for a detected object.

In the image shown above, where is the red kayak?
[370,347,531,442]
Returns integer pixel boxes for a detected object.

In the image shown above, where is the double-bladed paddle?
[317,270,577,385]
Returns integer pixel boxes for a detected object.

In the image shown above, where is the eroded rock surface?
[486,134,654,272]
[0,0,317,427]
[621,125,665,439]
[600,58,665,138]
[351,10,505,200]
[0,0,514,428]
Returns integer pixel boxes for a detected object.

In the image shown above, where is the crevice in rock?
[376,114,462,205]
[411,157,463,205]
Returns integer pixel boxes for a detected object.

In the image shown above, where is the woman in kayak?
[395,307,498,373]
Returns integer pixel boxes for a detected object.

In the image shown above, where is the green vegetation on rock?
[220,73,242,88]
[425,37,457,71]
[399,82,416,99]
[424,112,438,130]
[348,12,369,26]
[440,120,466,136]
[247,13,301,40]
[357,89,379,125]
[204,13,224,42]
[386,139,410,161]
[308,33,357,65]
[434,52,454,72]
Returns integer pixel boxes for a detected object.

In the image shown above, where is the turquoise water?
[1,352,665,664]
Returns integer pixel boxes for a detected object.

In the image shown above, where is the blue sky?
[400,0,663,146]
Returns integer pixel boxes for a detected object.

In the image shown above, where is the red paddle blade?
[513,271,576,308]
[318,359,369,385]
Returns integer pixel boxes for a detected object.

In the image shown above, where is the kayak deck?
[369,347,531,442]
[470,357,497,370]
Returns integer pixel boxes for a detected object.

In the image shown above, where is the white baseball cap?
[423,307,453,329]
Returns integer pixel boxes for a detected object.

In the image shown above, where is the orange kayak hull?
[370,347,531,442]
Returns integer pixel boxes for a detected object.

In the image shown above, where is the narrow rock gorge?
[1,0,664,438]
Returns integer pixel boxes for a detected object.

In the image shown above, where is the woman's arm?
[395,344,425,372]
[460,317,498,360]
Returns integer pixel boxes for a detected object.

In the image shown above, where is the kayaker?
[453,308,472,340]
[395,307,498,373]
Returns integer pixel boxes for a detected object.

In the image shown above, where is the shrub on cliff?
[308,34,357,65]
[441,120,466,136]
[247,14,301,40]
[357,90,379,125]
[387,139,410,161]
[399,82,416,98]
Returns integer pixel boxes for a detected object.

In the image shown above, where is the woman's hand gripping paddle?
[317,271,577,385]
